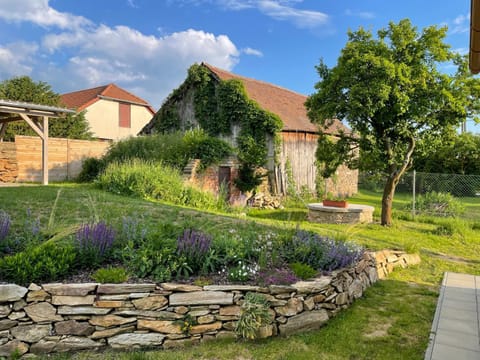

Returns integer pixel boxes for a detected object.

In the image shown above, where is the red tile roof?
[202,63,348,134]
[60,83,155,114]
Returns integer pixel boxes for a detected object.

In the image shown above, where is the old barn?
[141,63,357,198]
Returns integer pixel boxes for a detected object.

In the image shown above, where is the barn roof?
[61,83,155,114]
[202,63,348,135]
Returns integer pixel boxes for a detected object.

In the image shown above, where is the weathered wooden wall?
[277,132,358,196]
[12,136,110,182]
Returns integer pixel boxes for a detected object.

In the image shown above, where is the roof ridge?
[102,83,150,105]
[202,62,308,99]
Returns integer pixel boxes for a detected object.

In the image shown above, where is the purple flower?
[177,229,212,272]
[76,221,116,256]
[0,210,10,242]
[256,267,299,286]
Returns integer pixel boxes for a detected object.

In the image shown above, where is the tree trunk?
[380,136,416,226]
[381,174,400,226]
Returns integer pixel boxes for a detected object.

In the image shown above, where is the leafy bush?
[0,243,77,285]
[177,229,212,273]
[102,132,189,170]
[405,191,465,217]
[75,221,116,267]
[97,159,227,211]
[77,157,105,182]
[236,292,272,340]
[91,266,128,283]
[289,262,318,280]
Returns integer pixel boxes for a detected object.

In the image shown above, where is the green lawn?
[1,184,479,360]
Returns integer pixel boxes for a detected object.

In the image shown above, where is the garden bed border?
[0,250,420,356]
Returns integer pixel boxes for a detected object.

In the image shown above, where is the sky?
[0,0,476,131]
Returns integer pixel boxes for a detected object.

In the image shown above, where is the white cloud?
[0,0,91,29]
[43,26,240,106]
[450,13,469,34]
[0,42,38,78]
[345,9,375,20]
[242,47,263,57]
[178,0,329,29]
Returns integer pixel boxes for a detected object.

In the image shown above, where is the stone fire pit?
[307,203,374,224]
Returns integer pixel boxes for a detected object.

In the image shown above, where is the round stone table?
[307,203,374,224]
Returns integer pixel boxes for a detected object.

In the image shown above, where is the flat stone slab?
[424,272,480,360]
[308,203,374,224]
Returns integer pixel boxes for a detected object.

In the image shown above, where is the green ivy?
[151,63,283,192]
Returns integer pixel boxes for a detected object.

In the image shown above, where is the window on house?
[119,103,131,128]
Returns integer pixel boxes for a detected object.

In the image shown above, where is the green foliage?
[91,266,129,283]
[306,19,478,225]
[415,132,480,175]
[148,63,283,193]
[406,191,465,217]
[0,76,92,140]
[97,159,227,211]
[183,129,233,170]
[102,133,189,170]
[289,262,318,280]
[0,242,77,285]
[77,157,105,182]
[235,292,272,340]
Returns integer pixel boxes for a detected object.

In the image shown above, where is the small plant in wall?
[235,292,272,340]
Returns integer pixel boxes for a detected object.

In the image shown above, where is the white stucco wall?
[85,99,153,140]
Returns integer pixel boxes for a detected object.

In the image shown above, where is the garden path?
[424,272,480,360]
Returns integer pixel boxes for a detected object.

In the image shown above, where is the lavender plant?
[282,229,364,272]
[0,210,10,242]
[176,229,212,274]
[256,267,299,286]
[76,221,116,267]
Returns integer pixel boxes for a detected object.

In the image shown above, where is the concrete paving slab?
[424,272,480,360]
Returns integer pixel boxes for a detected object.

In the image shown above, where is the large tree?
[306,19,479,225]
[0,76,92,141]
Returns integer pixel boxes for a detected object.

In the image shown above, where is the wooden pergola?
[0,99,75,185]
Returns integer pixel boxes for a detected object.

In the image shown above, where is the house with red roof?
[61,84,155,141]
[141,63,357,198]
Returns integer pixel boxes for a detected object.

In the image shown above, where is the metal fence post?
[412,170,416,218]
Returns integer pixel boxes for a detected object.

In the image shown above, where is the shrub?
[91,266,128,283]
[176,229,212,273]
[77,157,105,182]
[289,262,318,280]
[76,221,116,267]
[405,191,465,217]
[236,292,272,340]
[0,243,77,285]
[97,159,227,211]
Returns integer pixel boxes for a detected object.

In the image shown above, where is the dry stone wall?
[0,250,420,357]
[0,142,17,183]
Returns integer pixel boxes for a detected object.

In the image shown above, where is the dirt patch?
[363,321,392,339]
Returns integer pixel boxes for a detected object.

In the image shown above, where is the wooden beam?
[0,123,5,142]
[19,113,44,139]
[42,116,49,185]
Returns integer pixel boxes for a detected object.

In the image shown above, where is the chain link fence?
[359,171,480,220]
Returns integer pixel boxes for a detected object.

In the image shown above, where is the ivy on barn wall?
[150,63,283,192]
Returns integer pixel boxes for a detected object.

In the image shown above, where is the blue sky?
[0,1,475,129]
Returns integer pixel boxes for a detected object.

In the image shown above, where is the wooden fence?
[0,136,110,183]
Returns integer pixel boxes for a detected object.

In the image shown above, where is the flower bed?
[0,250,420,356]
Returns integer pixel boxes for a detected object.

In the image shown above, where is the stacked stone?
[0,250,419,357]
[248,192,282,209]
[0,143,17,183]
[372,250,421,279]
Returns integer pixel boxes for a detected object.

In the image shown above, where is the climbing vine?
[150,63,283,192]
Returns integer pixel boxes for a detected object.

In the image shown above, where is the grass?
[1,184,479,360]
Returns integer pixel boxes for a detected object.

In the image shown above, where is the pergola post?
[42,116,49,185]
